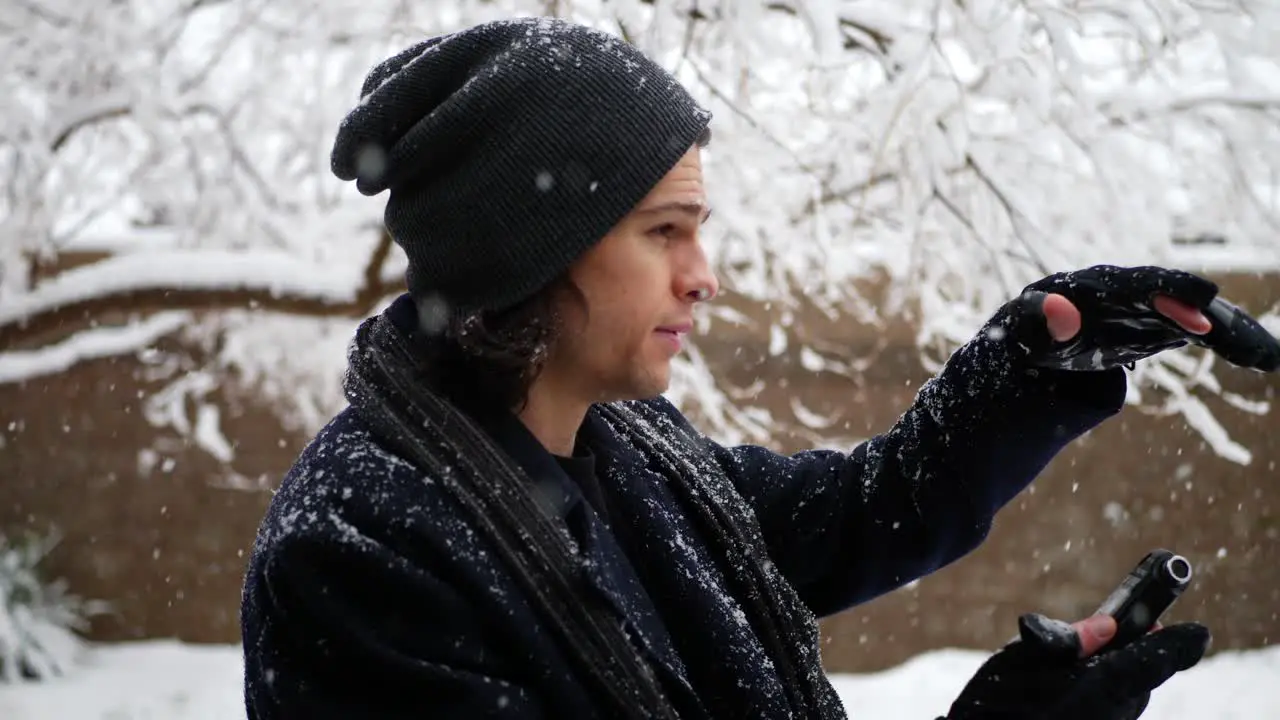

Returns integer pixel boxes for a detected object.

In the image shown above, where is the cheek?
[567,236,669,361]
[581,296,650,352]
[574,263,651,337]
[563,301,654,381]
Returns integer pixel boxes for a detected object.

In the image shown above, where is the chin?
[630,388,667,401]
[637,382,671,400]
[641,366,672,396]
[609,386,668,403]
[606,369,670,403]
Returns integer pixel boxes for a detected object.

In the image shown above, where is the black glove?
[987,264,1280,372]
[943,613,1210,720]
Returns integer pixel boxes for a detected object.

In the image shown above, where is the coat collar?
[480,408,697,696]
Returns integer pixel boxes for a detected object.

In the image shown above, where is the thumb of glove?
[1017,613,1087,660]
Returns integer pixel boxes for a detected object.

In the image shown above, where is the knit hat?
[331,17,713,315]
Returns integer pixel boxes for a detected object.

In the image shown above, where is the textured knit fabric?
[330,17,713,313]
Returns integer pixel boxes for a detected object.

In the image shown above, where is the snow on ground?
[0,641,1276,719]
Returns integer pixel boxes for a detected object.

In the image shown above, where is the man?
[240,16,1279,720]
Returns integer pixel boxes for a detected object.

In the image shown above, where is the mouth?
[654,322,693,351]
[656,322,693,334]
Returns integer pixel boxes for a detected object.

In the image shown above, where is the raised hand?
[989,265,1280,372]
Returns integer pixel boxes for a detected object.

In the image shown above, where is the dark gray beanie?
[331,17,713,314]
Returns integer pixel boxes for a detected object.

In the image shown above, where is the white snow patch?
[192,404,234,464]
[0,312,191,385]
[789,396,839,429]
[768,323,788,356]
[0,641,242,719]
[1259,313,1279,338]
[1220,392,1270,416]
[143,370,220,440]
[0,640,1275,718]
[1166,244,1280,273]
[1138,361,1256,466]
[827,644,1280,719]
[1175,395,1253,466]
[188,308,374,433]
[0,250,366,328]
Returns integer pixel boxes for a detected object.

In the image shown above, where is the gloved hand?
[943,613,1210,720]
[986,265,1280,372]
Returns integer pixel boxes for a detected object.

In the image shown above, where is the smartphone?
[1095,548,1193,651]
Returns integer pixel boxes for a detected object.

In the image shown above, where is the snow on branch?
[0,311,190,384]
[0,250,367,329]
[606,0,1280,457]
[3,0,1277,461]
[48,90,135,153]
[1102,91,1280,124]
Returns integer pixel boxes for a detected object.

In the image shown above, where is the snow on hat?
[331,16,713,314]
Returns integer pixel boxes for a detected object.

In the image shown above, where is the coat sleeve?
[668,330,1128,618]
[244,528,544,720]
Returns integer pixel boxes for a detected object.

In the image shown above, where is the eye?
[648,223,679,239]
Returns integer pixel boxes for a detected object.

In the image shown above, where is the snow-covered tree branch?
[2,0,1277,462]
[621,0,1280,457]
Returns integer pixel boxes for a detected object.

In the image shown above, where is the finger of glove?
[1017,613,1082,661]
[1026,266,1218,311]
[1196,298,1280,372]
[1125,266,1219,309]
[1004,267,1211,366]
[1023,271,1166,341]
[1089,623,1210,698]
[1023,266,1120,300]
[991,291,1056,359]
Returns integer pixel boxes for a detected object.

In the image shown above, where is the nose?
[676,238,719,303]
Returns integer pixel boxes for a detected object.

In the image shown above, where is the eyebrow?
[634,201,713,223]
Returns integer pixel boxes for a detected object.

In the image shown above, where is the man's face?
[548,146,718,403]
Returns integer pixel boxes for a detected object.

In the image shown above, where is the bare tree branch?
[927,185,1017,291]
[12,0,73,28]
[684,56,825,181]
[49,104,132,153]
[794,165,966,223]
[963,153,1051,275]
[1198,113,1280,233]
[180,103,283,213]
[176,0,269,95]
[1104,93,1280,125]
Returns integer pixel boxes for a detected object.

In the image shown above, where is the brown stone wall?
[0,336,284,642]
[0,272,1275,673]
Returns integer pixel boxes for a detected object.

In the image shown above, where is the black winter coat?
[240,295,1127,719]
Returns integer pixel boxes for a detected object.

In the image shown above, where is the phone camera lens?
[1166,556,1193,583]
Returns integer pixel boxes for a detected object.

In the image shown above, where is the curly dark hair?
[420,275,583,414]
